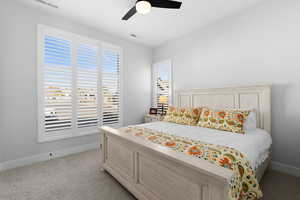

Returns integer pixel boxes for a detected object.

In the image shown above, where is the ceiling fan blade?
[149,0,182,9]
[122,6,137,20]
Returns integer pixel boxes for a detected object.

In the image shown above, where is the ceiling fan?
[122,0,182,20]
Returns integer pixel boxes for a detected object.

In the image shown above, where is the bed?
[99,85,272,200]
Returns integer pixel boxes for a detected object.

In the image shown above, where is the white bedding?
[137,121,272,169]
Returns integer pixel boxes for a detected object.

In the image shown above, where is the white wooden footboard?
[100,126,233,200]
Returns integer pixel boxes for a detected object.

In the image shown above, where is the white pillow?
[244,111,257,131]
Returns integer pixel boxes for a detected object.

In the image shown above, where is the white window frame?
[37,24,123,142]
[152,59,173,109]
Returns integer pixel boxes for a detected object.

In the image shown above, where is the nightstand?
[144,114,164,123]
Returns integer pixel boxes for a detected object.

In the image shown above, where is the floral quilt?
[122,126,262,200]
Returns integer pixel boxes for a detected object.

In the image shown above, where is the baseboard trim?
[271,161,300,177]
[0,142,99,172]
[2,145,299,178]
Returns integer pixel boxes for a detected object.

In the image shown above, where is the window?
[152,60,172,115]
[37,25,122,142]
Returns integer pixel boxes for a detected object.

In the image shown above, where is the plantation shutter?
[101,48,121,125]
[153,60,172,115]
[156,77,169,114]
[76,44,99,128]
[38,25,123,142]
[43,35,73,132]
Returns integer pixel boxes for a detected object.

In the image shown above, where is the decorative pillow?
[197,108,250,134]
[163,106,202,126]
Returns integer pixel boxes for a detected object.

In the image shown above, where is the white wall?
[0,0,152,163]
[154,0,300,168]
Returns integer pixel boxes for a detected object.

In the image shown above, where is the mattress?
[137,121,272,169]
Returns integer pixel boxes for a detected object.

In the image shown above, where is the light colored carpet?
[0,150,299,200]
[0,150,135,200]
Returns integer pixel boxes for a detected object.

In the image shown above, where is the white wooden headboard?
[174,85,272,134]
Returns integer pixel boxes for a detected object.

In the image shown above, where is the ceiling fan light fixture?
[136,0,151,15]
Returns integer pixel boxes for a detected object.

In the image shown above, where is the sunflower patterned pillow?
[163,106,202,126]
[197,107,250,134]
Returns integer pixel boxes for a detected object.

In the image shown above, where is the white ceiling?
[16,0,263,47]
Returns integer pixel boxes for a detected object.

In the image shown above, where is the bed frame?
[100,85,271,200]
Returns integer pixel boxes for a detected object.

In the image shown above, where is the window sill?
[38,123,123,143]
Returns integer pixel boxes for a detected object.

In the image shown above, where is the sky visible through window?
[45,36,71,66]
